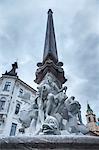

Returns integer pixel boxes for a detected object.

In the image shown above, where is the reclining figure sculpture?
[19,73,89,135]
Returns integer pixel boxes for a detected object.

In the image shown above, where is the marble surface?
[19,73,89,135]
[0,135,99,150]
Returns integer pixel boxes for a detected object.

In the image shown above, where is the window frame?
[18,88,23,97]
[3,81,11,91]
[88,116,91,122]
[15,103,20,115]
[0,97,6,112]
[10,123,17,136]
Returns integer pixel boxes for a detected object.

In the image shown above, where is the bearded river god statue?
[19,73,89,135]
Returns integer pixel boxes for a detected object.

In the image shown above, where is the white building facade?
[0,62,36,137]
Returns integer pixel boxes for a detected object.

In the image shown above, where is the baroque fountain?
[0,9,99,150]
[19,9,88,136]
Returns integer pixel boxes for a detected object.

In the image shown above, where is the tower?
[86,104,99,134]
[34,9,67,89]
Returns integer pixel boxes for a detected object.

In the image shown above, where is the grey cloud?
[0,0,99,122]
[65,0,99,119]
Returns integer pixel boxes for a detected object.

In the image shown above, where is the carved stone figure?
[40,84,68,134]
[65,96,89,134]
[46,86,67,116]
[19,99,38,133]
[66,96,82,123]
[41,116,60,135]
[37,73,60,124]
[19,73,88,135]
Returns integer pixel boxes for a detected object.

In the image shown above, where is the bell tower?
[86,104,97,132]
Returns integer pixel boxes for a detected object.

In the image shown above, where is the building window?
[0,121,2,126]
[3,82,11,91]
[10,123,17,136]
[19,88,23,97]
[93,117,96,122]
[88,117,91,122]
[15,103,20,115]
[0,97,6,111]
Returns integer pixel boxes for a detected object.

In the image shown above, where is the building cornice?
[0,75,36,94]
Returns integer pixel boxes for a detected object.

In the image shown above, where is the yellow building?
[86,104,99,136]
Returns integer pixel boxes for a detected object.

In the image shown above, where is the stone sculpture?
[19,99,38,133]
[19,9,89,136]
[19,73,89,135]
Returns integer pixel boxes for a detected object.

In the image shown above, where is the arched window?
[88,117,91,122]
[0,97,6,111]
[93,117,96,122]
[15,103,20,115]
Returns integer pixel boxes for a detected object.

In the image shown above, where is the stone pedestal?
[0,135,99,150]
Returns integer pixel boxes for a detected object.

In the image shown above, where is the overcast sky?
[0,0,99,123]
